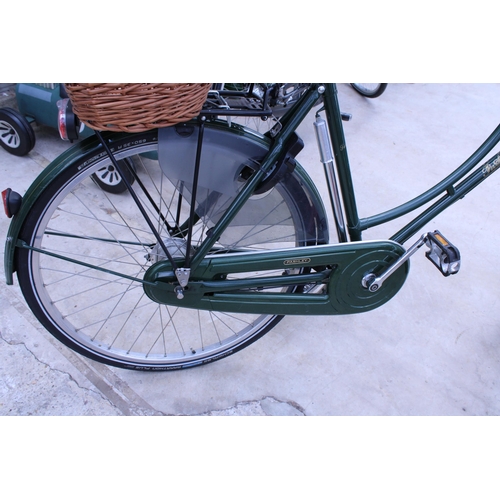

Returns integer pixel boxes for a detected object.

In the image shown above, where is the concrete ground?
[1,83,499,416]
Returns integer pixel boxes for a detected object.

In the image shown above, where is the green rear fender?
[4,132,138,285]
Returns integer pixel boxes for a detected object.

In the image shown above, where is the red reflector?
[2,188,22,218]
[57,99,69,141]
[2,188,12,217]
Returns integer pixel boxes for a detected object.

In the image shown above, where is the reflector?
[2,188,22,218]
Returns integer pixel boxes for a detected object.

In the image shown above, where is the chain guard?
[143,240,409,316]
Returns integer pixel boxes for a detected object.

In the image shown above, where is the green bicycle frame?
[321,84,500,244]
[5,84,500,317]
[181,83,500,270]
[139,83,500,316]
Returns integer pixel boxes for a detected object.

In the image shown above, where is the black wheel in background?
[0,107,36,156]
[91,157,136,193]
[350,83,388,98]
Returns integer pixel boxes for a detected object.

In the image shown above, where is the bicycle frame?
[5,84,500,317]
[142,83,500,314]
[162,83,500,270]
[321,84,500,244]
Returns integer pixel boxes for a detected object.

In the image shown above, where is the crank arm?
[362,235,428,292]
[362,230,461,292]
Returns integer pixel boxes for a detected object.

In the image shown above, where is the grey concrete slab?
[1,83,499,415]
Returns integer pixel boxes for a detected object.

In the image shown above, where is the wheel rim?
[25,138,316,368]
[0,119,21,148]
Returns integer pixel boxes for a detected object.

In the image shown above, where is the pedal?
[425,230,461,276]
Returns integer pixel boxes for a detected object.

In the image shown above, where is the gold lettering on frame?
[284,258,311,266]
[483,154,500,177]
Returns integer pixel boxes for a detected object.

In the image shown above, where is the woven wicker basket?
[64,83,211,132]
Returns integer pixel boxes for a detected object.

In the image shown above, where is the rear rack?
[201,84,274,119]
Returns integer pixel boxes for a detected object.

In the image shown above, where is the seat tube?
[322,84,362,241]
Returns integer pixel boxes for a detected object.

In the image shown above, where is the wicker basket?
[64,83,211,132]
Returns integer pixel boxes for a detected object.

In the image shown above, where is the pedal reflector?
[425,230,461,276]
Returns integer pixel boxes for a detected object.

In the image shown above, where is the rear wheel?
[16,126,327,370]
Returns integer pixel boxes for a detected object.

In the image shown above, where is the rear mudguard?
[4,134,106,285]
[143,239,409,316]
[4,123,328,285]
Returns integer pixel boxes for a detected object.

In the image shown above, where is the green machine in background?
[1,84,92,154]
[0,83,134,192]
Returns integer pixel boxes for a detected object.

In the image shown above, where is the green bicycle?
[3,83,499,370]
